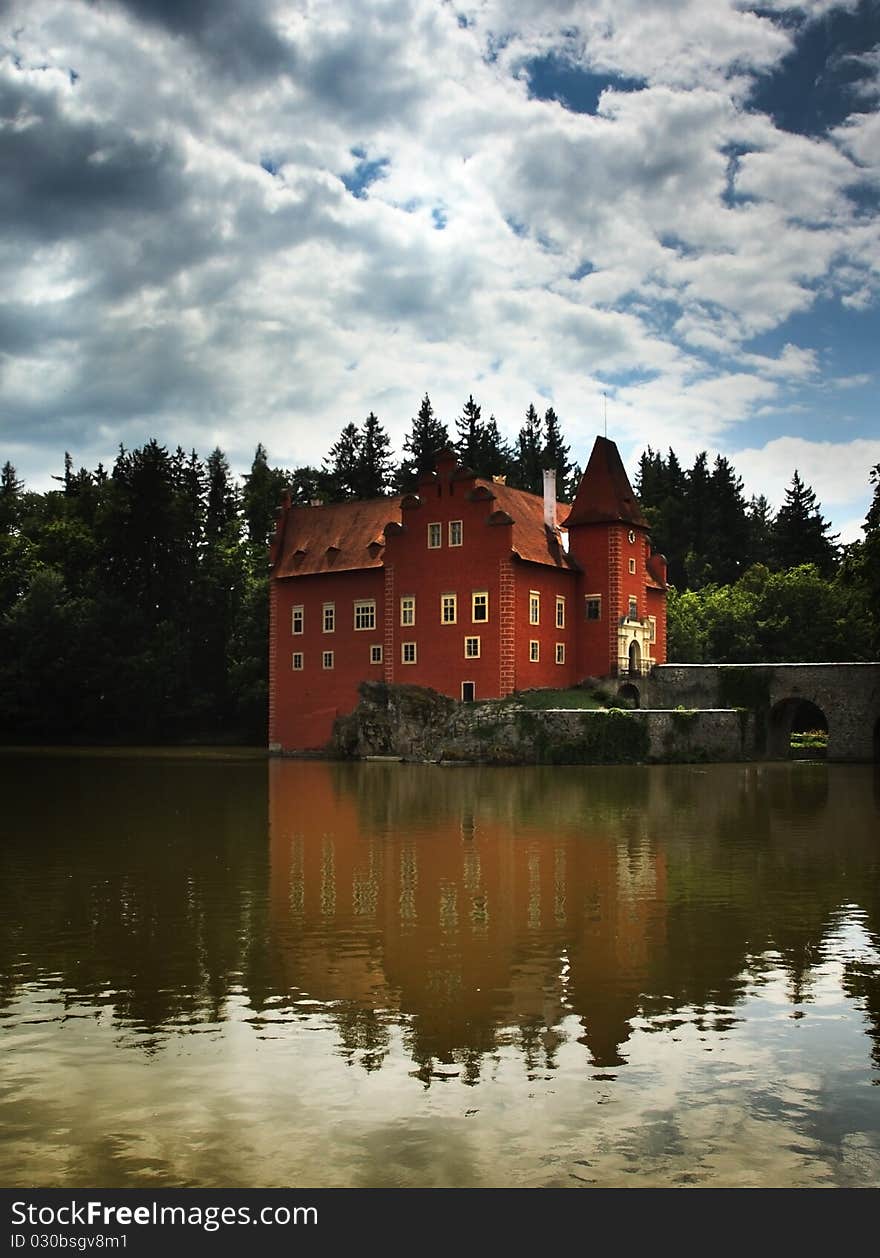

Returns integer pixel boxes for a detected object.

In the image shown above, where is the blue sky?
[1,0,878,540]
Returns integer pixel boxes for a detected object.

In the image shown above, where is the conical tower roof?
[562,436,648,529]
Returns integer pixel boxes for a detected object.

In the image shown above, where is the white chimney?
[543,468,557,530]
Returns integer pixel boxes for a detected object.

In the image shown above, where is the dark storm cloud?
[0,74,185,243]
[85,0,296,81]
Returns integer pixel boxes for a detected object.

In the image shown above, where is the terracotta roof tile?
[562,435,648,528]
[272,497,402,577]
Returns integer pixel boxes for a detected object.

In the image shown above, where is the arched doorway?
[617,683,640,709]
[768,697,828,759]
[628,639,641,676]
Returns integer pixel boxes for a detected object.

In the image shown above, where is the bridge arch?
[767,696,828,759]
[617,683,640,709]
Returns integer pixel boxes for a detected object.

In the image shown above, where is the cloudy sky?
[2,0,878,538]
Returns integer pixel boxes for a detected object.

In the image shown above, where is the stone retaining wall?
[331,682,756,765]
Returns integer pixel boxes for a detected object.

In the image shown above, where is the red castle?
[269,436,667,752]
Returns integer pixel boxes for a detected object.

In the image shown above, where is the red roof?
[271,479,575,577]
[562,436,648,529]
[272,497,402,578]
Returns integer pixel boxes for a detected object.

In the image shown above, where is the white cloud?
[730,436,880,520]
[0,0,877,531]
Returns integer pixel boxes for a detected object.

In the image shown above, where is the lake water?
[1,750,878,1188]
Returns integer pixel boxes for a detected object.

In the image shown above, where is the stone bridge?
[636,663,880,762]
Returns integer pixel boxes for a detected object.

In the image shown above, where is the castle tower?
[563,436,665,678]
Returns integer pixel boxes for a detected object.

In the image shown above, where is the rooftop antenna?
[603,391,607,439]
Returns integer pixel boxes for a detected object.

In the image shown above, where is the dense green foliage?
[1,402,877,744]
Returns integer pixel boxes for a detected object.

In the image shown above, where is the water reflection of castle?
[269,761,880,1079]
[269,760,671,1072]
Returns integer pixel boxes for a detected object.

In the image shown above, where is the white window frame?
[472,591,489,623]
[322,650,334,670]
[400,595,416,627]
[322,602,335,633]
[585,594,602,621]
[529,639,540,662]
[629,557,637,575]
[464,636,480,659]
[292,605,304,635]
[449,519,463,547]
[401,641,417,664]
[292,652,304,670]
[370,644,383,664]
[441,593,457,624]
[648,615,657,644]
[555,643,565,665]
[628,596,638,621]
[555,596,565,629]
[354,599,376,631]
[427,522,442,549]
[529,590,540,625]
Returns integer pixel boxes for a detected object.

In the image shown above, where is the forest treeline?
[1,393,878,743]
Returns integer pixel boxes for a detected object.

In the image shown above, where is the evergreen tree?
[0,461,23,533]
[205,447,238,542]
[683,452,713,588]
[704,455,750,586]
[771,470,838,575]
[242,443,289,548]
[356,411,395,498]
[324,422,362,500]
[542,406,572,493]
[746,494,775,566]
[476,414,511,480]
[454,394,483,471]
[512,403,543,493]
[289,465,331,506]
[398,394,449,487]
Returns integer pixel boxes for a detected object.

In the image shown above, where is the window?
[441,593,457,624]
[555,643,565,665]
[461,681,475,702]
[648,616,657,644]
[585,595,601,621]
[323,602,335,633]
[292,605,304,635]
[529,640,540,662]
[449,520,463,547]
[370,644,383,664]
[354,599,376,631]
[555,596,565,629]
[428,522,442,549]
[401,641,417,664]
[400,596,415,627]
[472,591,488,622]
[292,652,304,670]
[529,591,540,625]
[628,529,636,544]
[464,636,480,659]
[322,650,334,670]
[629,557,637,575]
[628,596,638,621]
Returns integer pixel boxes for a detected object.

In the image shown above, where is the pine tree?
[683,452,712,588]
[356,412,395,498]
[242,443,290,547]
[542,406,572,493]
[324,422,362,500]
[477,414,511,479]
[771,470,839,575]
[398,394,450,487]
[0,461,23,533]
[512,403,543,493]
[205,448,238,542]
[746,494,775,567]
[454,394,483,470]
[704,455,750,585]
